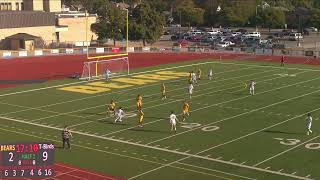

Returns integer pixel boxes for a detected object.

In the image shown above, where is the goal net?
[81,57,129,80]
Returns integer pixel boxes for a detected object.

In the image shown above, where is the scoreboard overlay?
[0,143,54,178]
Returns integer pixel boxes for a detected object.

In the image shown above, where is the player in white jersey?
[114,107,125,123]
[191,72,198,85]
[208,68,213,80]
[105,69,111,81]
[188,83,194,99]
[306,113,313,135]
[169,111,179,132]
[249,80,256,95]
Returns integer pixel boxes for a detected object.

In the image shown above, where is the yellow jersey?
[197,69,202,78]
[183,103,189,113]
[108,102,116,111]
[161,84,166,93]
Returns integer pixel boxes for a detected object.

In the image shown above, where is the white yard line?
[175,162,256,180]
[254,136,320,166]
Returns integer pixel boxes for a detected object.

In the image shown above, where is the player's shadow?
[97,120,128,126]
[263,130,303,135]
[128,128,168,134]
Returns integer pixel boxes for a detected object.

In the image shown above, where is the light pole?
[255,5,260,32]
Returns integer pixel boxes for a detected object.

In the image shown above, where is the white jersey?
[170,114,177,125]
[188,84,194,94]
[306,116,312,128]
[209,69,213,76]
[116,109,125,117]
[106,69,111,76]
[249,81,256,89]
[192,73,197,80]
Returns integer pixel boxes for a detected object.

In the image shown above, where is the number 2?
[9,152,14,162]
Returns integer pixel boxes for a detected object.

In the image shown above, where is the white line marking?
[176,162,256,180]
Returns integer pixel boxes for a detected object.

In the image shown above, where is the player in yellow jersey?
[189,71,193,83]
[182,101,190,121]
[138,109,145,127]
[136,94,143,111]
[161,83,166,100]
[107,100,116,117]
[197,68,202,80]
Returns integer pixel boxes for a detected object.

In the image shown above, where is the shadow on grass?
[128,128,168,134]
[263,130,303,135]
[97,120,128,126]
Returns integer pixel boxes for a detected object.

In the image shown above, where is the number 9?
[43,151,48,161]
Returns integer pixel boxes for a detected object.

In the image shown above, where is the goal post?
[81,57,129,80]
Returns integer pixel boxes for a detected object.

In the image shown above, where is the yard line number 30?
[274,138,320,150]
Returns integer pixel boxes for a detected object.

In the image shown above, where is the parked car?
[221,27,232,33]
[231,32,242,37]
[289,33,303,41]
[203,35,217,42]
[171,24,181,27]
[236,28,248,34]
[305,27,318,32]
[244,32,261,38]
[216,41,234,48]
[206,29,221,35]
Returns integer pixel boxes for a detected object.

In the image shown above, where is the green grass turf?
[0,59,320,180]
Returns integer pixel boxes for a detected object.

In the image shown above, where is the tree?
[309,9,320,28]
[91,1,126,46]
[260,8,286,29]
[171,0,205,27]
[129,3,164,46]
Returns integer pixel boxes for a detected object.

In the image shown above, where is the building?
[0,0,97,50]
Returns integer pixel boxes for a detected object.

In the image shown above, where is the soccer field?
[0,59,320,180]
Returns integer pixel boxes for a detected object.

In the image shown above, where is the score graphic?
[0,143,55,178]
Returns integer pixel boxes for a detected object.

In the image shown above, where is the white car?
[305,27,318,32]
[289,33,303,41]
[231,32,242,37]
[207,29,221,35]
[244,32,261,38]
[216,41,234,48]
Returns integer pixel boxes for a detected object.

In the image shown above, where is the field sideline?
[0,58,319,180]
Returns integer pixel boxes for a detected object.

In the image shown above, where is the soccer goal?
[81,57,129,80]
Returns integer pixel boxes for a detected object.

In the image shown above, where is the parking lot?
[160,27,320,50]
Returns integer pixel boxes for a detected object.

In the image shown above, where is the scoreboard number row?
[3,169,53,177]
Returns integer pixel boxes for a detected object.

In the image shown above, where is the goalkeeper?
[105,69,111,81]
